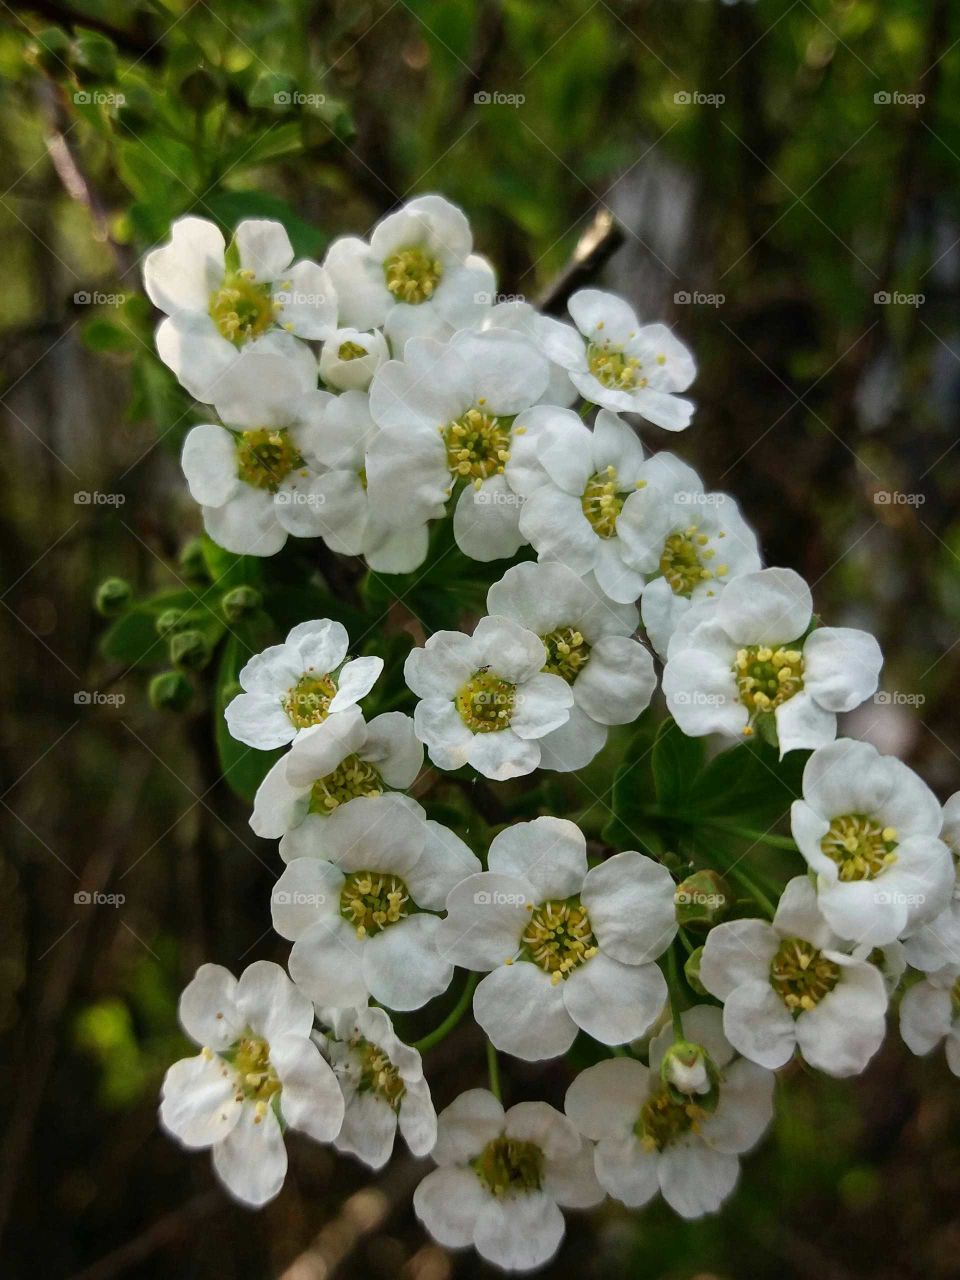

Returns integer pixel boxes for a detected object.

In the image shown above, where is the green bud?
[72,30,117,81]
[94,577,132,617]
[674,869,731,931]
[221,585,262,622]
[684,946,708,997]
[178,537,208,583]
[170,629,211,672]
[149,670,193,712]
[155,608,185,638]
[27,27,71,76]
[180,67,219,112]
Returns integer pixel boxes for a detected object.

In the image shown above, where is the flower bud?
[674,869,731,931]
[155,608,185,638]
[27,27,71,76]
[683,946,708,996]
[660,1040,711,1096]
[94,577,132,617]
[170,629,211,672]
[221,585,262,622]
[149,670,193,712]
[178,537,208,583]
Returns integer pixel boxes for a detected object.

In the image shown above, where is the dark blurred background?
[2,0,960,1276]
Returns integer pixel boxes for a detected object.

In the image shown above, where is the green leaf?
[651,717,705,810]
[99,590,197,667]
[199,535,264,592]
[204,189,322,259]
[691,741,808,829]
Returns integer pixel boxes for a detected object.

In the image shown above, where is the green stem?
[486,1039,502,1101]
[666,945,686,1039]
[723,863,777,918]
[706,821,799,852]
[412,973,478,1053]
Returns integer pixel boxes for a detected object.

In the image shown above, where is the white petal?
[699,919,778,1001]
[544,1139,605,1208]
[330,656,383,713]
[466,728,541,780]
[595,1135,660,1207]
[224,692,295,750]
[324,235,390,329]
[236,959,314,1041]
[435,872,534,970]
[722,980,797,1069]
[364,914,454,1010]
[473,963,577,1060]
[397,1077,438,1157]
[591,537,647,605]
[271,1032,344,1141]
[271,858,342,939]
[362,712,423,788]
[473,1192,565,1272]
[573,634,657,725]
[319,792,425,878]
[564,1057,649,1141]
[488,816,588,900]
[794,958,887,1077]
[235,219,293,281]
[900,979,954,1055]
[803,627,883,712]
[662,643,746,738]
[716,568,812,645]
[159,1054,242,1147]
[178,963,242,1049]
[773,875,837,949]
[156,313,237,403]
[285,708,365,787]
[276,259,337,339]
[405,820,482,912]
[536,708,609,773]
[288,918,369,1007]
[581,851,677,964]
[431,1087,505,1166]
[335,1089,397,1169]
[144,216,225,314]
[699,1059,775,1154]
[504,1101,580,1161]
[649,1004,735,1073]
[511,672,574,740]
[519,486,596,574]
[453,475,525,562]
[404,630,477,699]
[203,488,287,557]
[181,423,238,507]
[212,1104,287,1207]
[774,690,837,756]
[414,1166,489,1247]
[658,1141,740,1218]
[562,952,667,1044]
[250,754,306,838]
[415,701,475,770]
[472,614,549,683]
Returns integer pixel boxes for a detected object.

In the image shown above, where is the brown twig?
[536,208,626,315]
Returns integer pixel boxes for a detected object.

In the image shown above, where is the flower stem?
[666,945,686,1040]
[486,1039,502,1102]
[412,973,478,1053]
[706,820,799,852]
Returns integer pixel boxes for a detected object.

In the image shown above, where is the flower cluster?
[150,196,958,1272]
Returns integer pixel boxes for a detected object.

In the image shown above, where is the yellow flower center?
[235,427,304,491]
[660,526,728,597]
[820,814,898,881]
[733,645,804,718]
[443,407,512,483]
[337,340,369,360]
[353,1035,406,1109]
[230,1034,281,1104]
[952,978,960,1018]
[635,1089,705,1152]
[455,669,516,732]
[472,1136,544,1197]
[340,870,409,938]
[587,342,648,390]
[384,247,443,304]
[770,937,841,1013]
[541,627,591,684]
[282,673,337,729]
[522,897,597,985]
[209,270,276,343]
[581,466,626,538]
[309,754,383,812]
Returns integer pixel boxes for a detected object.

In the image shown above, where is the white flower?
[791,738,954,945]
[662,567,883,755]
[159,961,343,1207]
[324,195,495,351]
[413,1088,602,1272]
[403,615,574,781]
[319,327,389,391]
[565,1006,774,1219]
[539,288,696,430]
[699,876,888,1076]
[486,561,656,771]
[180,346,331,556]
[250,706,422,840]
[436,817,676,1059]
[510,408,676,604]
[902,792,960,972]
[367,329,549,562]
[317,1005,436,1168]
[273,794,480,1010]
[225,619,383,749]
[900,966,960,1076]
[145,215,336,401]
[477,299,579,407]
[629,453,761,658]
[294,390,429,572]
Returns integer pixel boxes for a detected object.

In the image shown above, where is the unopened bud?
[684,946,708,996]
[94,577,132,617]
[149,670,193,712]
[674,869,731,931]
[661,1040,711,1096]
[155,608,185,638]
[221,585,262,622]
[170,629,210,671]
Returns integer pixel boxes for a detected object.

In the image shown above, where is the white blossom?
[486,561,656,771]
[436,817,676,1059]
[902,792,960,972]
[317,1005,436,1168]
[403,615,574,780]
[477,299,580,407]
[319,327,388,391]
[565,1006,774,1219]
[414,1089,602,1272]
[791,738,954,945]
[225,619,382,749]
[663,567,883,755]
[145,215,336,400]
[366,328,550,562]
[159,961,343,1206]
[324,194,495,351]
[540,288,696,430]
[250,706,422,840]
[180,346,329,556]
[699,876,888,1076]
[900,966,960,1076]
[273,794,480,1010]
